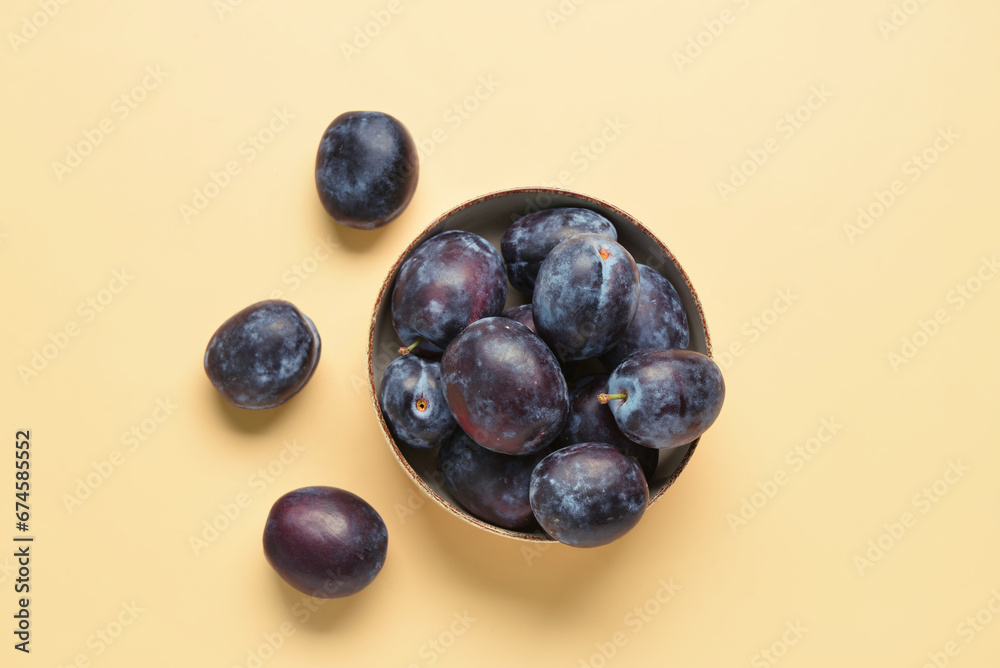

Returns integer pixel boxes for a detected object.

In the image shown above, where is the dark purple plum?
[441,317,568,456]
[263,486,387,598]
[502,303,537,334]
[602,349,724,449]
[204,300,320,410]
[315,111,418,230]
[379,355,456,449]
[529,442,648,548]
[501,207,618,296]
[391,230,507,356]
[533,233,640,361]
[558,374,658,481]
[436,429,548,531]
[601,264,690,369]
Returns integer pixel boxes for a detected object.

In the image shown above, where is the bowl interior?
[368,188,711,541]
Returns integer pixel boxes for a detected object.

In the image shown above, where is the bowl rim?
[367,186,713,542]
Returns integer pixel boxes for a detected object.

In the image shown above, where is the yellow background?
[3,0,999,666]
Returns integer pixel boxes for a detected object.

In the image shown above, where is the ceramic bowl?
[367,188,712,541]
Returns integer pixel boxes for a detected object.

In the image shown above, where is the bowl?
[367,188,712,542]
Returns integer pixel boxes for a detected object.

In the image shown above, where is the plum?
[559,374,658,481]
[529,442,648,548]
[436,429,547,531]
[204,300,320,409]
[315,111,418,230]
[379,355,456,449]
[441,317,568,456]
[263,486,387,598]
[391,230,507,356]
[601,349,724,449]
[501,303,537,334]
[601,264,690,369]
[501,207,618,296]
[533,233,640,361]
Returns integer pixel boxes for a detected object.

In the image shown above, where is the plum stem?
[398,338,423,356]
[598,392,628,404]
